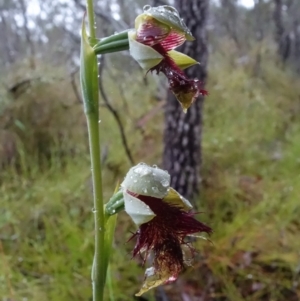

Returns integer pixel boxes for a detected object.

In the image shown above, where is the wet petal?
[135,15,170,47]
[130,194,212,295]
[137,194,212,236]
[135,15,187,51]
[172,83,202,113]
[168,50,198,70]
[136,239,182,296]
[160,31,186,51]
[121,163,170,199]
[150,54,208,112]
[136,267,169,296]
[128,30,163,70]
[123,191,155,226]
[162,187,193,211]
[140,5,194,41]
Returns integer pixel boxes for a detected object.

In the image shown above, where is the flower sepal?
[140,5,194,41]
[128,31,164,70]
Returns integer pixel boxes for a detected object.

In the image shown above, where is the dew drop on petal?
[133,164,152,177]
[143,5,151,11]
[161,179,169,187]
[152,187,159,193]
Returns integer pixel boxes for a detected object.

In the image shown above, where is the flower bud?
[121,163,170,198]
[121,163,171,226]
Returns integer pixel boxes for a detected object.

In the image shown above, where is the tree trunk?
[163,0,208,201]
[273,0,291,62]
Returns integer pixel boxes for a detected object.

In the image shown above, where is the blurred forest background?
[1,0,300,300]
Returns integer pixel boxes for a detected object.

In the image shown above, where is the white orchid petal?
[123,191,155,226]
[128,30,163,70]
[121,163,170,199]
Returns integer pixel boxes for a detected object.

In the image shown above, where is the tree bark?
[163,0,208,201]
[273,0,291,62]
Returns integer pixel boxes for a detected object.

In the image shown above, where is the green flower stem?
[86,0,96,39]
[83,2,129,301]
[87,112,106,301]
[85,0,105,300]
[93,39,129,55]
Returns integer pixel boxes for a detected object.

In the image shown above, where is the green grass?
[1,49,300,300]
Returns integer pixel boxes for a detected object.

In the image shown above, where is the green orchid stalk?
[80,3,209,300]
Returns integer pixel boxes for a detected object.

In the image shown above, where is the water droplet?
[152,187,159,193]
[143,5,151,11]
[92,208,97,213]
[143,188,148,193]
[161,179,169,187]
[133,179,137,183]
[133,164,152,176]
[152,164,157,168]
[98,120,101,123]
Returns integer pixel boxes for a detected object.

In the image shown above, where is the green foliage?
[0,68,87,171]
[1,43,300,300]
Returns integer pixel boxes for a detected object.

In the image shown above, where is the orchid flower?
[129,5,208,112]
[120,163,212,296]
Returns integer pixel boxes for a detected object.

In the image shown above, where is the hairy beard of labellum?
[150,43,208,102]
[128,191,212,280]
